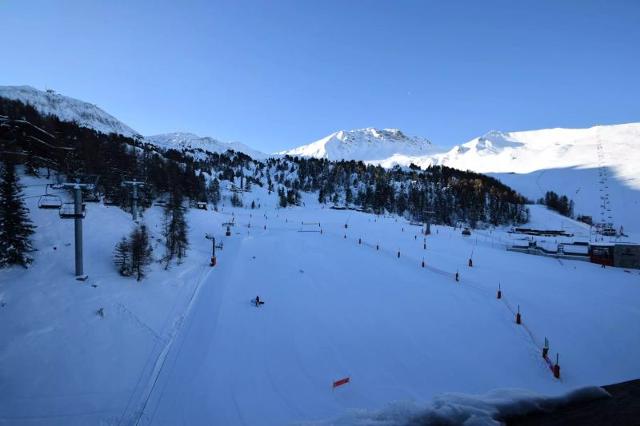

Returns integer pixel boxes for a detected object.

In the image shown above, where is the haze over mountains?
[2,85,638,230]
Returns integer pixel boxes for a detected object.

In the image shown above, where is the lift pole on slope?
[205,233,217,266]
[122,180,145,222]
[60,181,94,280]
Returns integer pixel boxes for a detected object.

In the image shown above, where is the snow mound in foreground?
[304,386,609,426]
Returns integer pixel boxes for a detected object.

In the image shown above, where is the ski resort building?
[589,243,640,269]
[508,240,640,269]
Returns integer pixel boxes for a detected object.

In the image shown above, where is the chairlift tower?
[60,181,94,280]
[424,210,435,235]
[205,233,218,266]
[122,180,145,222]
[595,140,615,240]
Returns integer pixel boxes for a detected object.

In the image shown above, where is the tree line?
[1,96,529,273]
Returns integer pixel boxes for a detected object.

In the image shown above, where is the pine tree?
[130,224,153,281]
[278,188,287,208]
[231,191,243,207]
[0,160,36,268]
[208,178,221,207]
[163,190,188,267]
[113,236,132,276]
[345,186,353,206]
[318,187,326,204]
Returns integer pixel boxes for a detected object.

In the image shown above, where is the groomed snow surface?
[1,176,639,425]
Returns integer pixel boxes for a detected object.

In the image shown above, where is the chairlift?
[38,194,62,209]
[83,192,100,203]
[59,203,86,219]
[38,184,63,209]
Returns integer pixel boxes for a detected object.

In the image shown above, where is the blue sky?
[2,0,639,152]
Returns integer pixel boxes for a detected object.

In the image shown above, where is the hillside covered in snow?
[279,128,438,162]
[145,132,267,159]
[1,85,640,426]
[434,124,640,185]
[0,86,263,159]
[283,123,640,232]
[3,85,639,233]
[1,173,639,425]
[0,85,141,139]
[283,124,640,190]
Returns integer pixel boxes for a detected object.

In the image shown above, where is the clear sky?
[2,0,639,152]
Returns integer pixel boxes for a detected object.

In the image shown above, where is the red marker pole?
[333,377,350,389]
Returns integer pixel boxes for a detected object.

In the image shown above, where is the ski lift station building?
[589,243,640,269]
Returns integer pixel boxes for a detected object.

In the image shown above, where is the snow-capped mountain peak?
[0,85,140,138]
[145,132,267,159]
[435,123,640,176]
[279,127,437,162]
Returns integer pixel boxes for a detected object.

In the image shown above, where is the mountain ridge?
[145,132,267,159]
[279,127,438,162]
[0,85,141,139]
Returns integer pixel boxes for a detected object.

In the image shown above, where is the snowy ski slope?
[0,179,639,425]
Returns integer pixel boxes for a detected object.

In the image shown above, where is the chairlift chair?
[38,184,63,209]
[83,192,100,203]
[38,194,62,209]
[59,203,86,219]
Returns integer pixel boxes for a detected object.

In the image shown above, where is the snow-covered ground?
[1,177,639,425]
[492,166,640,234]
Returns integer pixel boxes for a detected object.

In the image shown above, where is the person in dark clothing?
[255,296,260,307]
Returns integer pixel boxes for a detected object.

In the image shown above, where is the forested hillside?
[1,96,527,229]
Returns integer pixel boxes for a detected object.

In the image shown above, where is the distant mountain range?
[282,124,640,190]
[145,132,268,160]
[2,84,639,231]
[278,128,438,162]
[0,85,265,159]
